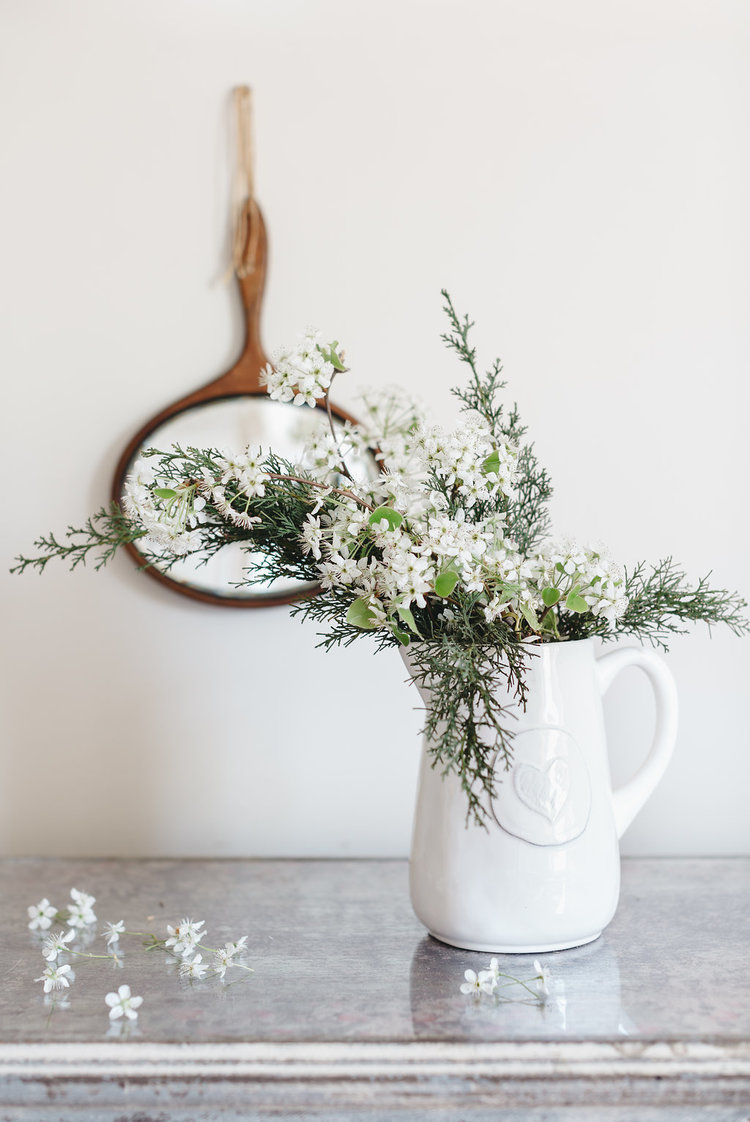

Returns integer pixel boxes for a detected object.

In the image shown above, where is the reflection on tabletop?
[410,933,636,1039]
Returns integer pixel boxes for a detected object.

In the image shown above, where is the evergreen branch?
[441,291,553,556]
[440,289,479,379]
[405,625,529,827]
[11,506,146,574]
[507,446,553,555]
[610,558,750,650]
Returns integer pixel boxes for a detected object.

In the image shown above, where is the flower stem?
[265,473,373,511]
[324,378,355,483]
[70,950,119,962]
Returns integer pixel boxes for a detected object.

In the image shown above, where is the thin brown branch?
[264,473,373,511]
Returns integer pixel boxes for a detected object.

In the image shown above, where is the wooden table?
[1,858,749,1120]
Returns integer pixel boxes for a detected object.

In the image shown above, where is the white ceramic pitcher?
[404,638,678,953]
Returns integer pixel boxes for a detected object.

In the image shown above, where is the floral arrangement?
[14,294,747,823]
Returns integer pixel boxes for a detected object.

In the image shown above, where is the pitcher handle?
[596,646,679,838]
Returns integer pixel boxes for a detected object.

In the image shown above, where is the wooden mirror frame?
[111,202,361,608]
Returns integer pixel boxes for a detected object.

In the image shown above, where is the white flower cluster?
[210,449,268,530]
[528,539,629,625]
[421,415,517,507]
[355,385,426,475]
[460,957,551,1002]
[298,419,366,482]
[165,917,250,981]
[299,385,629,638]
[28,888,252,1021]
[261,328,339,407]
[123,459,207,556]
[28,887,140,1011]
[28,887,97,932]
[299,394,524,627]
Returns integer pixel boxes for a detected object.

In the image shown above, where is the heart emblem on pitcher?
[514,757,570,822]
[492,727,591,846]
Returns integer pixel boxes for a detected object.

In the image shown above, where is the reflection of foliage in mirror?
[113,397,374,602]
[13,300,748,825]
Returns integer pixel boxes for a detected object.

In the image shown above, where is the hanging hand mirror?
[112,89,371,607]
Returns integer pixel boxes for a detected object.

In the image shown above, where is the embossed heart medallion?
[513,757,570,822]
[491,726,592,847]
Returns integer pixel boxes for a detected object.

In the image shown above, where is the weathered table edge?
[2,1040,750,1114]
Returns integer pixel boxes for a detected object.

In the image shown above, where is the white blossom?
[210,937,250,977]
[179,953,208,980]
[260,330,339,408]
[211,948,234,978]
[105,984,143,1020]
[216,449,269,498]
[459,968,495,996]
[41,929,75,961]
[300,515,325,560]
[165,918,205,958]
[67,888,96,929]
[534,959,552,998]
[102,921,126,947]
[27,898,57,931]
[484,957,502,985]
[35,964,73,993]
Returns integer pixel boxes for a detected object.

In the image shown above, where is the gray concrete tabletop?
[1,857,749,1120]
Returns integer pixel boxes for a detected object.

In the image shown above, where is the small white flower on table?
[35,964,73,993]
[179,954,208,980]
[105,984,143,1021]
[165,918,206,957]
[102,920,126,947]
[459,968,495,996]
[27,899,57,931]
[485,958,501,986]
[214,946,242,978]
[67,888,97,928]
[534,959,552,998]
[211,939,249,978]
[41,929,75,961]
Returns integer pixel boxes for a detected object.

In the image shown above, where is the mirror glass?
[116,396,376,604]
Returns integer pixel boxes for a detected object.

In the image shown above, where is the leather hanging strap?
[231,85,259,279]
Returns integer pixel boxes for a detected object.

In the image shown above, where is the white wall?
[1,0,748,857]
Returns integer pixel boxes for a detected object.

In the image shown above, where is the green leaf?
[542,586,561,607]
[346,598,378,630]
[153,488,177,500]
[368,506,403,531]
[519,602,540,631]
[540,610,560,638]
[482,450,500,475]
[392,627,411,647]
[565,588,589,614]
[397,606,420,635]
[318,341,347,371]
[434,570,459,598]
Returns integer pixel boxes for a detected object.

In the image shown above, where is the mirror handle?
[234,200,269,379]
